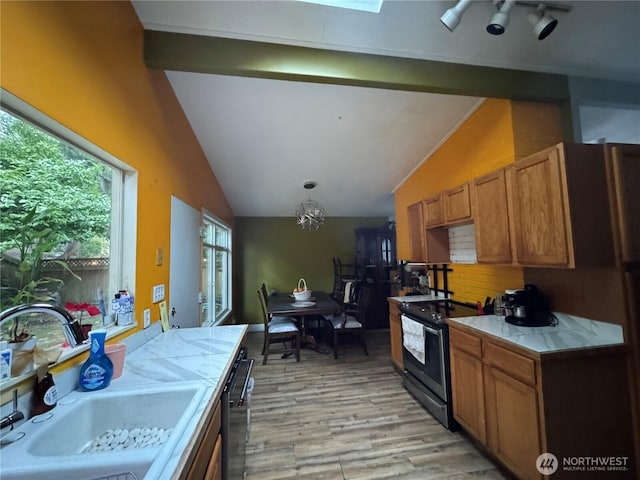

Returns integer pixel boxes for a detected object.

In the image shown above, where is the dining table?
[267,291,341,353]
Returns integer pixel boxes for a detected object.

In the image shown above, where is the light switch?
[143,308,151,328]
[152,284,165,303]
[155,248,163,266]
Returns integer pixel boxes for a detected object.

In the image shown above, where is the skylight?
[297,0,384,13]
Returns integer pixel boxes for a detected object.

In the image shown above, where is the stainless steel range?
[399,301,478,430]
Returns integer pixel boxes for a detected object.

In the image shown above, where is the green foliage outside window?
[0,110,112,311]
[0,111,111,253]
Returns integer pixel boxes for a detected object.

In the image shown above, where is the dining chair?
[331,257,357,302]
[260,282,292,328]
[259,283,270,306]
[322,283,369,359]
[258,290,300,365]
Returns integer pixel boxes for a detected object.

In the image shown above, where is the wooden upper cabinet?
[407,201,425,262]
[606,144,640,263]
[472,170,512,264]
[509,143,613,268]
[425,228,451,264]
[407,199,449,264]
[443,183,472,224]
[510,146,570,266]
[422,194,444,228]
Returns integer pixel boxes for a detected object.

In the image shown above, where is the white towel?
[343,281,353,304]
[401,315,425,364]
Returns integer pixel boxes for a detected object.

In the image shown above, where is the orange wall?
[0,2,233,345]
[395,99,561,304]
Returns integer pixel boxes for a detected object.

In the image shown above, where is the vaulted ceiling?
[132,0,640,218]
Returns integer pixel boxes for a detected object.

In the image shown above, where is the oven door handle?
[239,358,255,404]
[423,324,440,336]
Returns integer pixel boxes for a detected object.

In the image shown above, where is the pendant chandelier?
[295,181,325,231]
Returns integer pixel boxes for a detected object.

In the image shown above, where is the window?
[201,213,232,325]
[0,91,136,351]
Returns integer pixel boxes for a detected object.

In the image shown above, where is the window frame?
[0,89,137,379]
[201,209,232,326]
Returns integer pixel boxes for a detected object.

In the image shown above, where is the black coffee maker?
[503,284,556,327]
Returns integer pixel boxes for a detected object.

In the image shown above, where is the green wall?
[234,216,388,325]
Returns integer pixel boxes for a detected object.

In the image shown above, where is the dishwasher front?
[221,347,254,480]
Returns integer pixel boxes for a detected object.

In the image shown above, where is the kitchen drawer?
[450,327,482,358]
[483,342,536,386]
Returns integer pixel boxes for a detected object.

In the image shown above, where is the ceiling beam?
[143,30,570,103]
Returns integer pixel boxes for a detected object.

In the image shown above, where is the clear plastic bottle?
[79,329,113,391]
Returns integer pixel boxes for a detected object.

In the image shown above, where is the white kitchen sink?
[0,382,206,480]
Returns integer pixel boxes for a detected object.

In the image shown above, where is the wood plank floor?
[243,329,511,480]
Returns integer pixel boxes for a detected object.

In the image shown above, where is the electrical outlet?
[152,284,165,303]
[143,308,151,328]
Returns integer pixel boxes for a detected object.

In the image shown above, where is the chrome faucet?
[0,390,24,430]
[0,303,85,348]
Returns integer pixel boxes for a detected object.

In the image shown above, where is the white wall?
[568,76,640,144]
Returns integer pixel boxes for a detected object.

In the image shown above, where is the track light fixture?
[486,0,515,35]
[440,0,473,32]
[527,4,557,40]
[440,0,571,40]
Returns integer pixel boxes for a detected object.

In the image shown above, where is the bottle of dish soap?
[79,329,113,391]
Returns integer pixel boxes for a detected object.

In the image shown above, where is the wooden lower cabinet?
[205,434,223,480]
[448,323,635,480]
[485,366,541,480]
[449,346,485,443]
[389,302,403,370]
[184,400,222,480]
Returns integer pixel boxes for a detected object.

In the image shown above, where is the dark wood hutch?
[354,222,397,329]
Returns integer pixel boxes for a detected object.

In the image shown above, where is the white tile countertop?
[120,324,248,479]
[447,313,624,354]
[117,325,246,388]
[0,323,247,480]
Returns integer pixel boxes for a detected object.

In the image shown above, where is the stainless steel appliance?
[221,347,254,480]
[503,284,557,327]
[399,301,477,430]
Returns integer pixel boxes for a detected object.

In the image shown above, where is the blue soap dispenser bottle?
[79,329,113,391]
